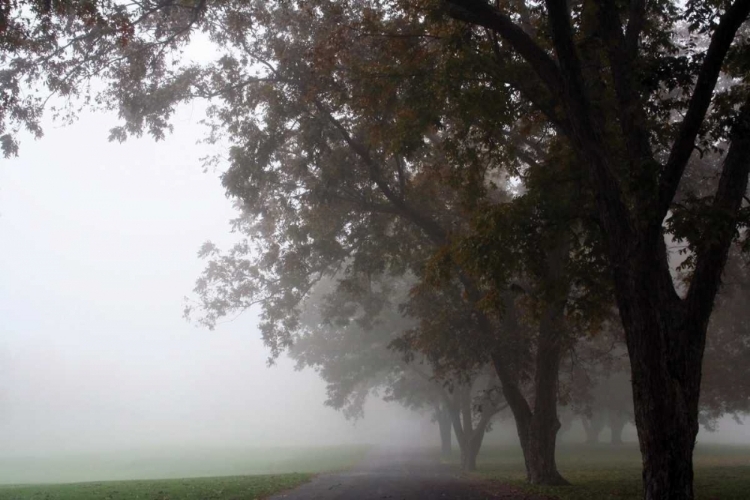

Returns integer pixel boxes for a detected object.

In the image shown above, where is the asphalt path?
[269,447,548,500]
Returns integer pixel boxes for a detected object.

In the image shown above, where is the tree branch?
[485,29,573,136]
[444,0,565,95]
[624,0,647,59]
[687,95,750,322]
[313,101,449,246]
[657,0,750,221]
[596,0,657,194]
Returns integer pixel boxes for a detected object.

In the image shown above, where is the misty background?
[0,106,438,457]
[0,104,746,478]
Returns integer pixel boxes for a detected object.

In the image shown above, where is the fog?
[0,108,445,461]
[1,104,747,483]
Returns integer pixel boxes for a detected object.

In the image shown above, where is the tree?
[3,0,610,484]
[13,1,748,493]
[566,279,750,447]
[437,1,750,497]
[172,3,595,483]
[292,271,508,469]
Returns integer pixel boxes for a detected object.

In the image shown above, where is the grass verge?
[0,444,370,499]
[472,443,750,500]
[0,474,311,500]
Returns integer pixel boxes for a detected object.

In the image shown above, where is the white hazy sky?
[0,105,439,457]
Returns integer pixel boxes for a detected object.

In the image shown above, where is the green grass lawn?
[471,443,750,500]
[0,445,369,484]
[0,445,369,500]
[0,474,310,499]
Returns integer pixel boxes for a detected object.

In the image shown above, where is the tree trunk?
[609,412,626,445]
[603,217,712,500]
[622,311,703,500]
[582,413,605,445]
[446,383,497,471]
[525,238,570,485]
[525,312,568,484]
[461,439,480,471]
[526,414,566,484]
[437,405,453,457]
[487,236,571,486]
[448,387,472,471]
[492,352,568,485]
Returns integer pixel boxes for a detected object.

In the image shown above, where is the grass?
[470,443,750,500]
[0,445,370,484]
[0,474,310,499]
[0,445,370,500]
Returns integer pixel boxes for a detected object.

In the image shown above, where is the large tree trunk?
[622,305,704,500]
[441,4,750,499]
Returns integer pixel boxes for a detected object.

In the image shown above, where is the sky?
[0,105,441,458]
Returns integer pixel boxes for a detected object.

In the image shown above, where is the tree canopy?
[3,1,750,498]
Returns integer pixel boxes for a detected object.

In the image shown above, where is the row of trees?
[3,1,750,498]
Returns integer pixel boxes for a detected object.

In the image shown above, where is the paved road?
[269,448,545,500]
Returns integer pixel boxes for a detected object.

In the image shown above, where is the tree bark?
[626,320,702,500]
